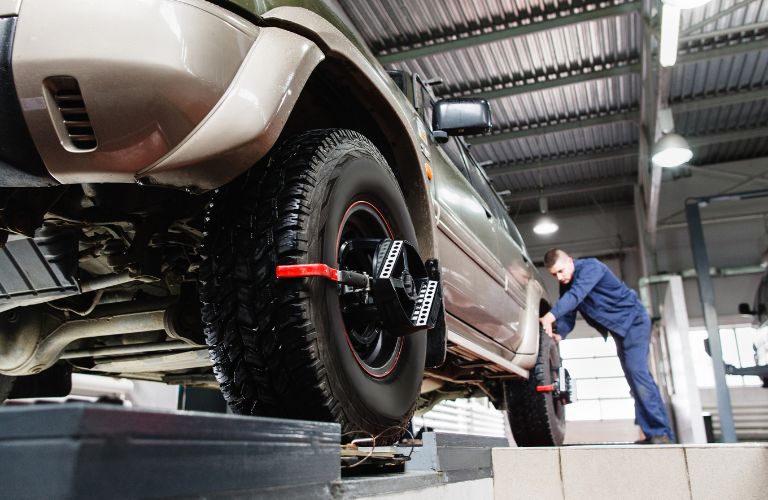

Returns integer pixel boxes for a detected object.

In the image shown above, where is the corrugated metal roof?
[383,14,640,97]
[691,136,768,164]
[336,0,768,210]
[492,154,638,192]
[679,0,768,36]
[506,184,636,215]
[470,121,639,163]
[486,73,640,131]
[342,0,637,56]
[670,50,768,100]
[676,99,768,135]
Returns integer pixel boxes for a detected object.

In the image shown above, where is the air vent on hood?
[43,76,97,151]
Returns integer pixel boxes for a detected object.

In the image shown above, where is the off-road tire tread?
[199,128,414,440]
[505,333,565,446]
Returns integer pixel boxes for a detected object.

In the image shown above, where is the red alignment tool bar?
[276,264,339,281]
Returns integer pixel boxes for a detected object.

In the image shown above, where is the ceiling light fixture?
[652,108,692,168]
[533,196,559,235]
[660,0,715,67]
[652,132,693,167]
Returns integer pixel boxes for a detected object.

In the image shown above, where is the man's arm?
[540,309,575,342]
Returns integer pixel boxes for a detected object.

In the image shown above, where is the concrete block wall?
[493,444,768,500]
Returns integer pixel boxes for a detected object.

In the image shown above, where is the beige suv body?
[0,0,565,445]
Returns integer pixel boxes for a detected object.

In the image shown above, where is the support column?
[684,200,736,442]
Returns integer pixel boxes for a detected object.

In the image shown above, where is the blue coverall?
[551,258,675,440]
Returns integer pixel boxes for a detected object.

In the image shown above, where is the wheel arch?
[261,7,437,259]
[511,279,548,370]
[280,59,436,258]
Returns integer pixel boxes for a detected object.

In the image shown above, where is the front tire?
[199,129,426,443]
[504,332,566,446]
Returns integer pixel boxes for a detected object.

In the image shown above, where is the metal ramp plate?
[338,432,508,498]
[406,432,508,481]
[0,404,340,499]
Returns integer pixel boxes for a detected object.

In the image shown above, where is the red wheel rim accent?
[335,200,403,379]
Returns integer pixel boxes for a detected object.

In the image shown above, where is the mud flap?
[424,258,446,368]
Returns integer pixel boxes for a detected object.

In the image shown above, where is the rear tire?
[505,332,566,446]
[199,129,425,443]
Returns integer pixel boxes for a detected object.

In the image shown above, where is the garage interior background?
[330,0,768,443]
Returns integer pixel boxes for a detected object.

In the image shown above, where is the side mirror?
[432,98,492,137]
[738,302,754,316]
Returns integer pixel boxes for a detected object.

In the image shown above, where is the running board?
[447,329,527,378]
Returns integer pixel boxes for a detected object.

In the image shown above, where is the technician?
[539,248,676,444]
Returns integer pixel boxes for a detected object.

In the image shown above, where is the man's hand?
[539,312,562,344]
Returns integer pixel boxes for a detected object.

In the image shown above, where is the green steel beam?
[670,87,768,113]
[688,126,768,148]
[502,176,636,202]
[467,110,639,145]
[679,0,755,36]
[679,22,768,43]
[453,63,640,101]
[486,146,638,178]
[377,2,641,64]
[678,37,768,65]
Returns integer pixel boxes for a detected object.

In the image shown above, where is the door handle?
[485,208,493,219]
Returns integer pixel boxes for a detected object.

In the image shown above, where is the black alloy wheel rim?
[337,201,403,378]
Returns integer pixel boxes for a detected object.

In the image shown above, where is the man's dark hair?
[543,248,568,268]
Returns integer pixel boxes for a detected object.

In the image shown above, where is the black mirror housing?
[432,98,492,137]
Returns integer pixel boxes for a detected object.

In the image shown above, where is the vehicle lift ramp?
[1,404,766,499]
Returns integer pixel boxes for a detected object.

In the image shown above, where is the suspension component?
[536,366,573,404]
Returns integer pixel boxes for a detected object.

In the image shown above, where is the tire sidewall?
[306,146,426,421]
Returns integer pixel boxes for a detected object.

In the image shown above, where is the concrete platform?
[493,443,768,500]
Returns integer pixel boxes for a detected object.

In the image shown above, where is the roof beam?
[467,110,638,145]
[450,62,640,101]
[486,146,638,178]
[679,0,755,36]
[670,87,768,113]
[688,126,768,148]
[377,2,641,64]
[679,22,768,43]
[512,200,635,220]
[677,37,768,65]
[501,176,636,202]
[691,155,768,170]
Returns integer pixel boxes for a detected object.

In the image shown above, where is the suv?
[0,0,568,446]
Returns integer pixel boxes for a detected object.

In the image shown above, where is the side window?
[415,76,433,129]
[463,146,498,209]
[463,144,527,251]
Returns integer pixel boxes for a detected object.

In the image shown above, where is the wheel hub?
[276,239,442,335]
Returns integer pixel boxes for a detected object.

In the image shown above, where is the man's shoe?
[634,435,672,445]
